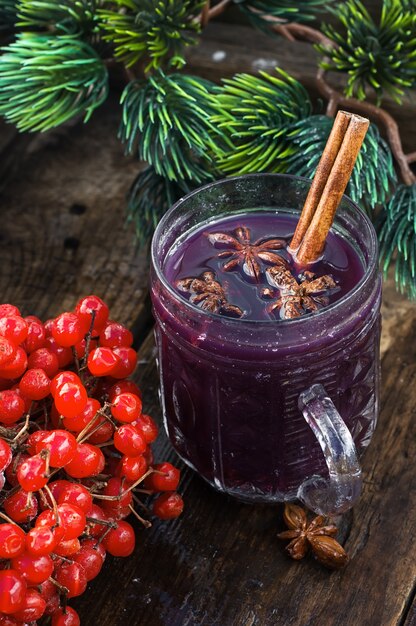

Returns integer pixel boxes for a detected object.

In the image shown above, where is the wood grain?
[0,95,150,333]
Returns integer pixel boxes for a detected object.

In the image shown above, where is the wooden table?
[1,30,415,626]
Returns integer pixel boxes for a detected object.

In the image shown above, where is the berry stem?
[72,346,81,375]
[42,483,61,528]
[80,309,97,373]
[123,468,155,494]
[76,403,113,443]
[11,413,30,443]
[128,504,152,528]
[49,576,69,597]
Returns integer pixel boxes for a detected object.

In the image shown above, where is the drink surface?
[164,211,365,321]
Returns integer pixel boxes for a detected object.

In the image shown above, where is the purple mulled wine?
[150,174,381,513]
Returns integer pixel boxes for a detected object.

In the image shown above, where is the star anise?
[207,226,287,281]
[266,267,337,319]
[176,271,243,317]
[277,503,349,570]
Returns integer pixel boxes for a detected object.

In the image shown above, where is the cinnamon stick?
[294,113,369,265]
[289,110,352,251]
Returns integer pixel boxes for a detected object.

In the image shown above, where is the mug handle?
[297,383,362,516]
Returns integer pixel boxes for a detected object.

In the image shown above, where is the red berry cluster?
[0,297,183,625]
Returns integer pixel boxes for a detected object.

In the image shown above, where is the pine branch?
[120,71,223,183]
[212,68,312,175]
[378,183,416,299]
[317,0,416,104]
[99,0,205,70]
[286,115,397,214]
[0,34,108,132]
[233,0,333,30]
[17,0,100,38]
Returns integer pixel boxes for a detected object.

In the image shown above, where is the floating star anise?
[266,268,337,319]
[207,226,287,281]
[176,271,243,318]
[277,503,349,570]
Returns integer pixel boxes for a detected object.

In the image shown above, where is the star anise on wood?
[277,503,349,570]
[266,267,337,319]
[176,271,243,317]
[207,226,287,280]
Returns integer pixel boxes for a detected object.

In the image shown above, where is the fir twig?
[0,34,108,131]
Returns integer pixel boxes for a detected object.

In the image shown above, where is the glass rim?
[151,173,379,326]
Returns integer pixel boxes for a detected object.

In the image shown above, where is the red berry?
[111,392,142,423]
[75,295,109,335]
[13,588,46,622]
[0,570,26,614]
[0,304,20,318]
[0,390,25,425]
[10,385,31,413]
[133,413,159,444]
[0,438,12,471]
[64,443,105,478]
[108,380,142,402]
[11,553,54,584]
[50,370,81,397]
[73,337,97,359]
[86,419,114,445]
[0,347,27,380]
[57,482,93,513]
[54,382,88,419]
[144,463,180,491]
[114,424,146,456]
[34,429,77,467]
[72,543,105,581]
[44,336,73,368]
[52,312,84,348]
[17,453,49,492]
[86,504,109,537]
[0,316,28,345]
[22,317,46,353]
[3,490,38,523]
[143,445,154,466]
[27,348,59,378]
[54,537,81,556]
[100,321,133,348]
[54,562,87,598]
[62,397,100,433]
[26,526,58,556]
[52,606,80,626]
[87,347,120,377]
[111,347,137,379]
[101,477,132,512]
[0,523,26,558]
[56,503,86,540]
[4,453,28,487]
[44,592,60,617]
[152,492,184,520]
[118,455,147,482]
[0,337,16,367]
[34,510,66,545]
[19,368,50,400]
[102,520,135,557]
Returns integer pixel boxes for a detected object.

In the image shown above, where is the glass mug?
[150,174,381,515]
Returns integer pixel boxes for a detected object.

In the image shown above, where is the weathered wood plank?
[0,95,150,333]
[70,280,416,626]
